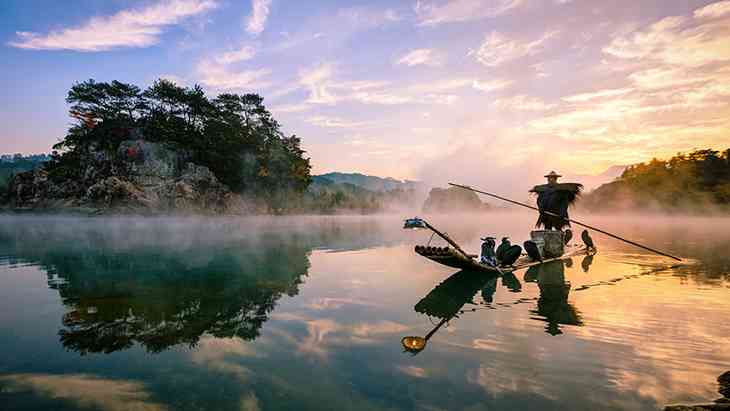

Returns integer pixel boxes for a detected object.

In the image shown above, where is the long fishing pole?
[449,183,683,262]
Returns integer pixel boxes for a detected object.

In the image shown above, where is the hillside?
[1,79,310,213]
[303,174,420,213]
[582,149,730,212]
[314,172,420,192]
[0,154,49,194]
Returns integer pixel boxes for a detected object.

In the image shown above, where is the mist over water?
[0,213,729,411]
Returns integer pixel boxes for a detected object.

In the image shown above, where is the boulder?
[6,138,236,214]
[85,177,155,209]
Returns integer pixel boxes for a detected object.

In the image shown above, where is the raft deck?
[415,244,593,274]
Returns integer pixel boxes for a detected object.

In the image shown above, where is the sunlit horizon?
[2,0,730,187]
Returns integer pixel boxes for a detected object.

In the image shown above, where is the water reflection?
[406,259,584,352]
[525,260,583,335]
[55,242,310,355]
[0,217,392,356]
[403,270,497,354]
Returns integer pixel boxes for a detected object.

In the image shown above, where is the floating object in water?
[581,230,595,250]
[524,240,542,262]
[500,244,522,266]
[496,237,510,262]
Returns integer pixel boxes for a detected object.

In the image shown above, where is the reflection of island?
[0,220,316,355]
[56,241,310,354]
[525,260,583,335]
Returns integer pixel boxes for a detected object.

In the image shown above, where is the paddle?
[449,183,683,262]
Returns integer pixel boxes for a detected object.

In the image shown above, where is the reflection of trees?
[55,242,309,354]
[0,220,314,355]
[525,260,583,336]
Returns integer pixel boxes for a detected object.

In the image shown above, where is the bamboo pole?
[449,183,683,262]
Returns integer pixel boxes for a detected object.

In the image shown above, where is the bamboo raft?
[414,243,593,274]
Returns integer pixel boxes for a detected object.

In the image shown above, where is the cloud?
[396,48,443,67]
[0,374,167,411]
[298,63,411,105]
[306,115,367,128]
[197,59,270,90]
[245,0,272,36]
[9,0,217,51]
[415,0,525,25]
[472,79,513,92]
[215,45,256,64]
[562,87,634,102]
[470,30,559,67]
[268,103,311,113]
[694,0,730,19]
[337,7,402,27]
[603,10,730,68]
[299,63,339,104]
[493,95,555,111]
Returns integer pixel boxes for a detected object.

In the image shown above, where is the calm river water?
[0,214,729,411]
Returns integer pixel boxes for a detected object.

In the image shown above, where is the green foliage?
[300,176,418,213]
[49,79,311,210]
[0,154,49,198]
[583,148,730,211]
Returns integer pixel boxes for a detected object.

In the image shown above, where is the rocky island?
[2,79,311,214]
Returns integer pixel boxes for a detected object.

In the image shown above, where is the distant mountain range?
[312,172,422,192]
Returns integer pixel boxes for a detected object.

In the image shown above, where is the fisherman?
[530,171,583,231]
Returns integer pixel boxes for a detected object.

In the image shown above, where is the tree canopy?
[582,148,730,212]
[49,79,311,209]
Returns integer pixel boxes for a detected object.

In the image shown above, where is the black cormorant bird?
[496,237,510,262]
[500,244,522,266]
[563,229,573,245]
[581,230,595,251]
[524,240,542,262]
[480,237,497,266]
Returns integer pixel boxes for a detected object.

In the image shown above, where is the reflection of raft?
[414,244,592,274]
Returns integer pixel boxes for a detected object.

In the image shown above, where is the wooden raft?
[415,244,593,274]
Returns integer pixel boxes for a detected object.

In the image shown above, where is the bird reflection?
[581,254,594,273]
[526,260,583,335]
[402,270,497,355]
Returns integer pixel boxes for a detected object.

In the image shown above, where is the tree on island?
[582,148,730,212]
[44,79,311,211]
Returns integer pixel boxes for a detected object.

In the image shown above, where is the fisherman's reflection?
[402,270,496,355]
[525,260,583,336]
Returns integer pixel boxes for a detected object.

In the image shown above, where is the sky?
[2,0,730,191]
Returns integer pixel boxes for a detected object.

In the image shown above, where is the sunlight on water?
[0,214,729,410]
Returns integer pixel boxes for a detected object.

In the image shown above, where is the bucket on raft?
[530,230,565,258]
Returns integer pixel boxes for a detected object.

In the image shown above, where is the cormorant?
[500,244,522,266]
[524,240,542,262]
[480,237,497,267]
[581,230,595,251]
[563,229,573,245]
[496,237,510,262]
